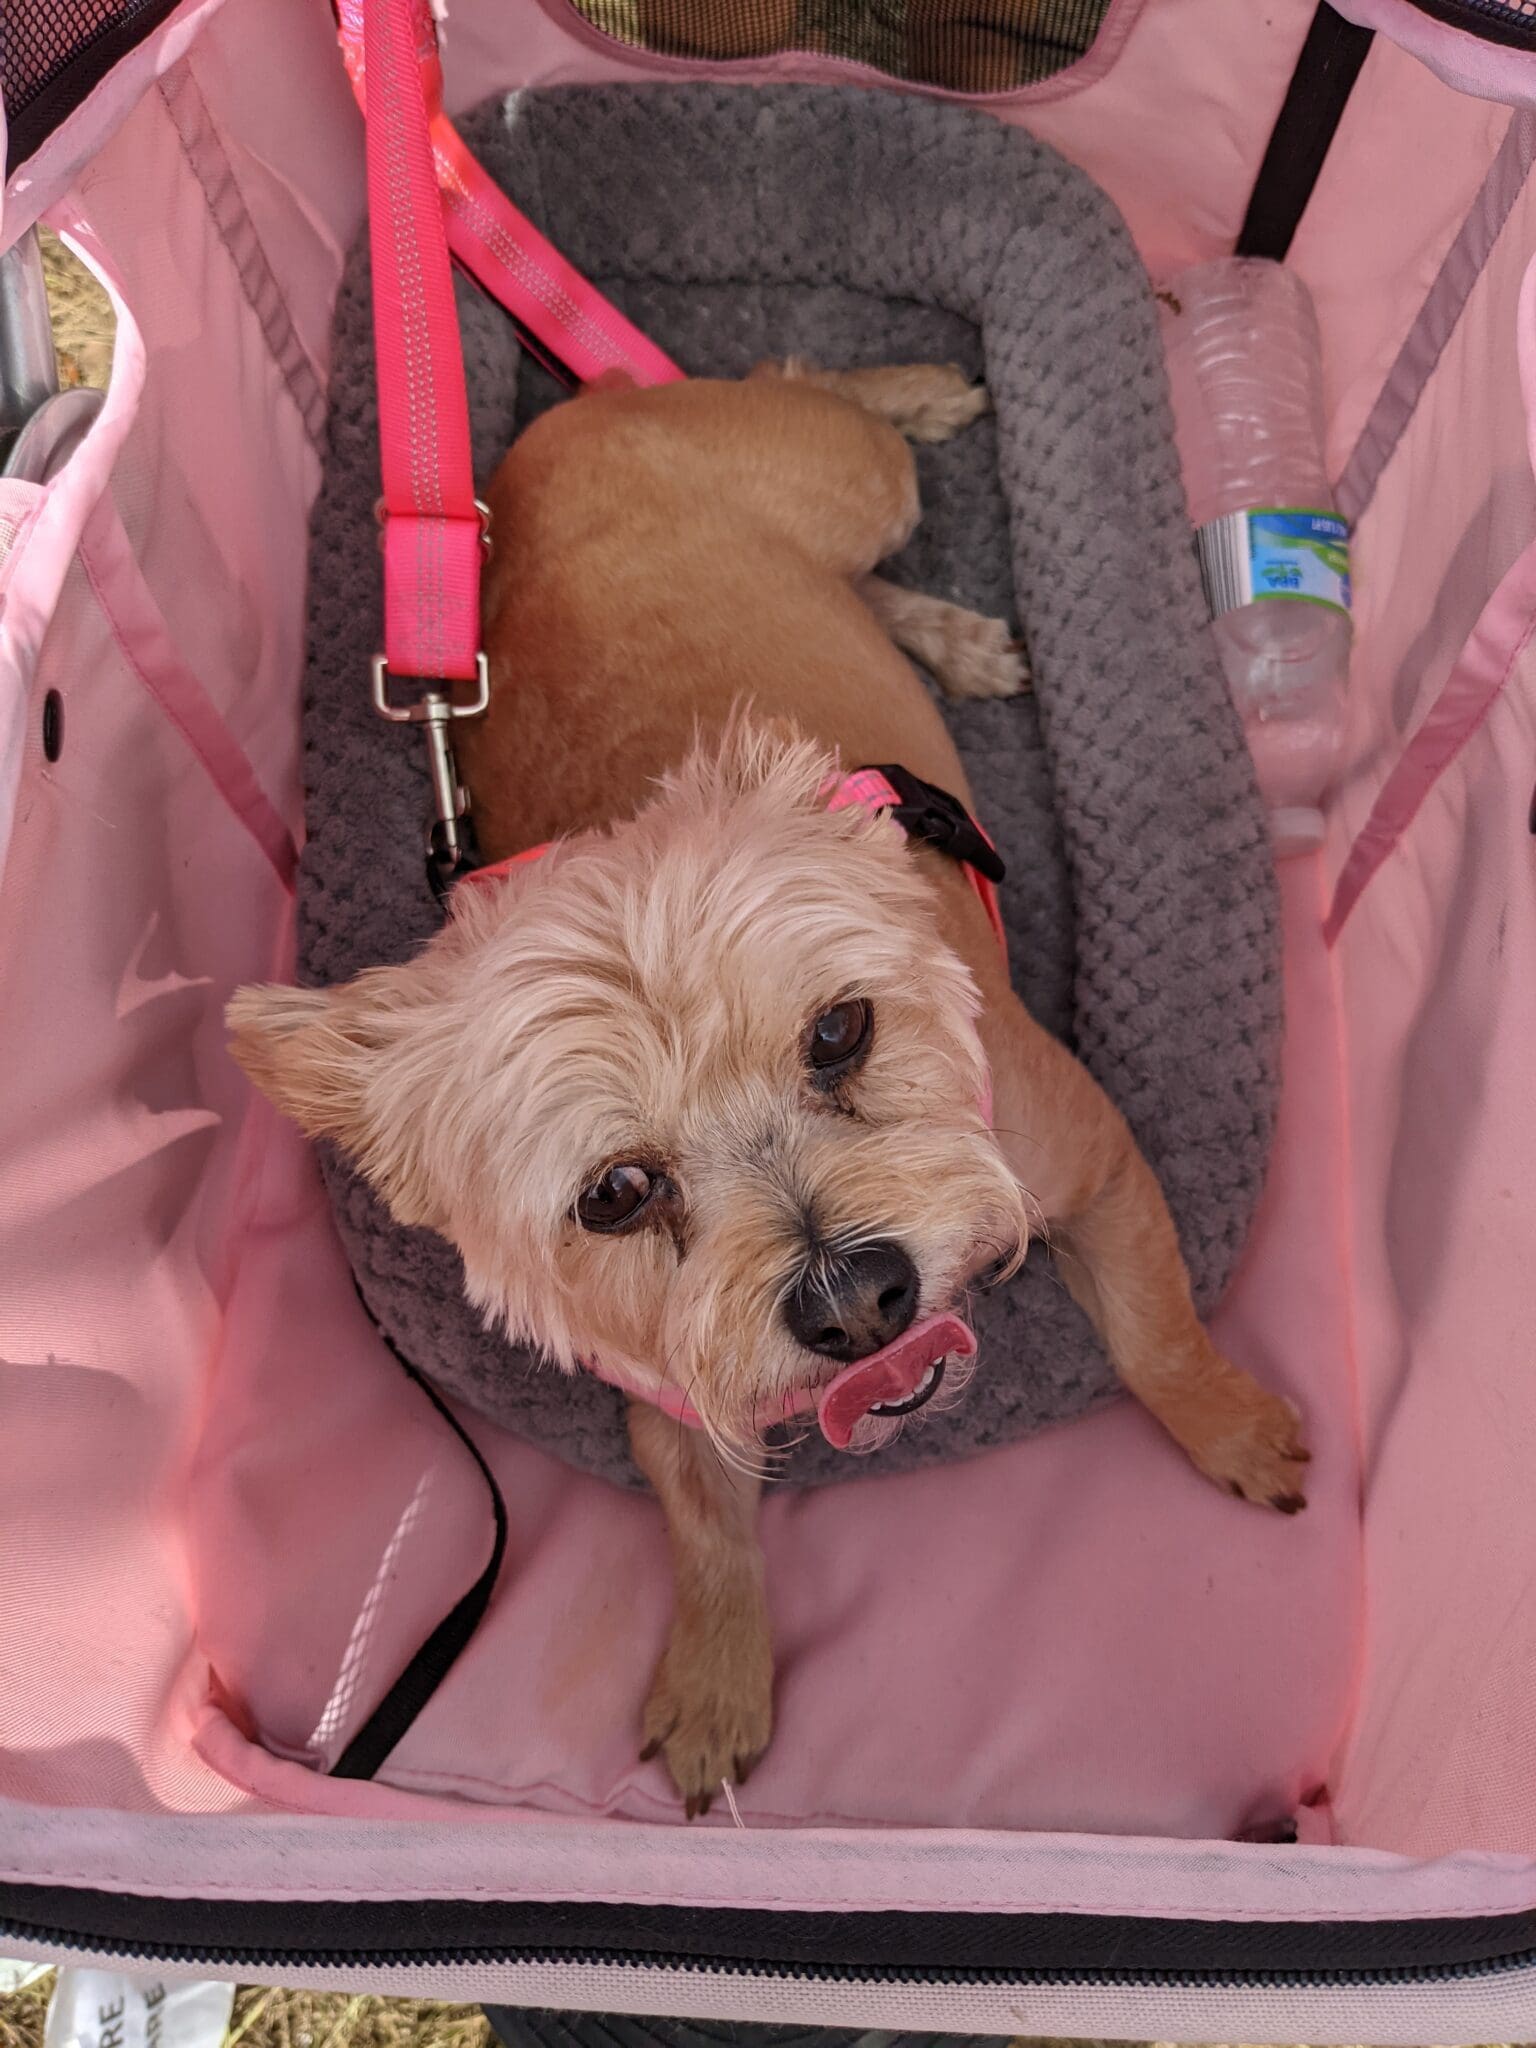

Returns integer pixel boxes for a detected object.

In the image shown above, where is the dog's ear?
[225,978,382,1146]
[225,970,444,1226]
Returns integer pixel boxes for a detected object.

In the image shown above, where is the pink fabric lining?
[0,235,145,881]
[0,480,43,589]
[0,43,338,1824]
[1325,529,1536,942]
[78,493,298,891]
[13,1755,1536,1917]
[155,64,330,444]
[0,480,44,860]
[1335,110,1536,526]
[1325,246,1536,942]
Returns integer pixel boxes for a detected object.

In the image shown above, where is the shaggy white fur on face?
[229,725,1029,1449]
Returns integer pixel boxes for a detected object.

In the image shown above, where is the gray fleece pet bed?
[299,85,1281,1490]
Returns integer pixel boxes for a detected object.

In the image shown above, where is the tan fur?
[857,574,1031,701]
[629,1401,771,1818]
[229,362,1307,1812]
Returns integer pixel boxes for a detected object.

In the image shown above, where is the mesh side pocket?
[4,0,181,174]
[572,0,1113,91]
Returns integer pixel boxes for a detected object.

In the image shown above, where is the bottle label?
[1196,508,1351,619]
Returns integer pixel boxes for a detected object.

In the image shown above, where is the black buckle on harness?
[862,763,1007,885]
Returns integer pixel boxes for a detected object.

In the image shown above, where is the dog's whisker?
[688,1376,774,1485]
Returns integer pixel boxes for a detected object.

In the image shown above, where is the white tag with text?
[45,1971,235,2048]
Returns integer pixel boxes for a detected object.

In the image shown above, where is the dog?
[229,361,1308,1814]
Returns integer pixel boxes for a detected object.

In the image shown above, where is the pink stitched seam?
[1324,568,1536,944]
[78,508,297,892]
[2,1840,1523,1923]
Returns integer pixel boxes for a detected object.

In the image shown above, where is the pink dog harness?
[459,764,1008,1452]
[459,763,1006,947]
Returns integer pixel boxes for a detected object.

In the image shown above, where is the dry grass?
[0,1978,1524,2048]
[222,1989,491,2048]
[0,1970,53,2048]
[0,1980,491,2048]
[36,228,115,391]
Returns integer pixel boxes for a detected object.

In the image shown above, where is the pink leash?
[342,0,681,888]
[338,1,682,396]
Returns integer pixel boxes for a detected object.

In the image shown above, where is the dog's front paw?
[641,1626,773,1819]
[1183,1373,1311,1514]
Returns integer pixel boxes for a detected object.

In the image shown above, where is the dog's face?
[229,727,1028,1456]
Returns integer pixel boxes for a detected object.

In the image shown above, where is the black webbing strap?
[1236,4,1376,261]
[332,1288,510,1780]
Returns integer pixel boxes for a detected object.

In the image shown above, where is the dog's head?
[229,724,1029,1460]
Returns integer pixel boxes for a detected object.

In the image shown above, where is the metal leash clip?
[371,498,493,898]
[371,651,491,899]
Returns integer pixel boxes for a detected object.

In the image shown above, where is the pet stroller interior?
[4,0,1536,2036]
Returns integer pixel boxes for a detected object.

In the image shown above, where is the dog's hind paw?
[933,611,1031,701]
[753,358,990,443]
[860,577,1030,701]
[885,362,991,443]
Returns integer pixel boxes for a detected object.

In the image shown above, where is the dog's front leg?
[988,1001,1309,1512]
[628,1400,773,1817]
[1053,1141,1310,1512]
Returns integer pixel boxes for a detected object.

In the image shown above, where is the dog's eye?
[806,998,872,1077]
[576,1163,656,1233]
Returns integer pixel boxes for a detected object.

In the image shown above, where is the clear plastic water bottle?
[1160,258,1351,858]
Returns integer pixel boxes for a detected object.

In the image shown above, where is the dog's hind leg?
[753,358,989,443]
[858,577,1030,701]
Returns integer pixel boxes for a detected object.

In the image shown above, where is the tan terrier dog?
[229,362,1308,1814]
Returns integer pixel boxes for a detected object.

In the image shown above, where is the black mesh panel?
[4,0,182,174]
[573,0,1112,91]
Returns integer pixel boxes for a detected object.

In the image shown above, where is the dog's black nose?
[784,1240,921,1361]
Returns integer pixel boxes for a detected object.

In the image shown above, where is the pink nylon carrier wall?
[4,0,1536,2033]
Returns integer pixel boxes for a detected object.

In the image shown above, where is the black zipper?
[1398,0,1536,49]
[5,1916,1536,1991]
[10,1887,1536,1983]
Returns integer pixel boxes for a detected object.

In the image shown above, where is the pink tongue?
[816,1313,977,1451]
